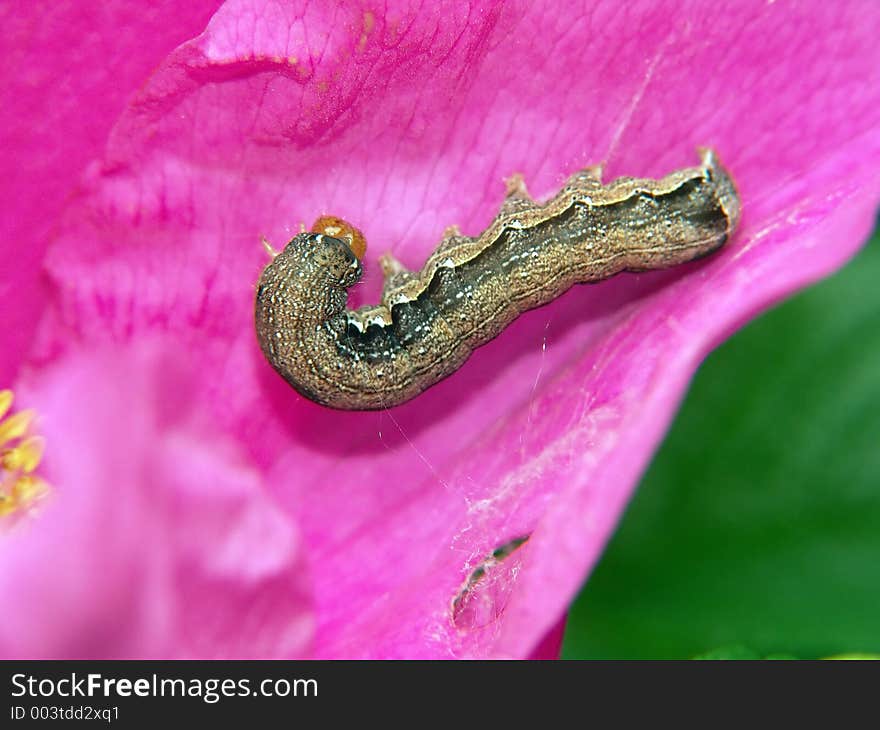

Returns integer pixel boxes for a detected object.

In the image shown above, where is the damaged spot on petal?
[452,535,530,629]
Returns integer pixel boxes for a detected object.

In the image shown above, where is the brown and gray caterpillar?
[255,148,740,410]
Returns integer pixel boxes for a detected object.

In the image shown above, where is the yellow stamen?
[0,390,50,521]
[0,390,12,420]
[0,409,35,445]
[0,476,50,517]
[2,436,45,473]
[0,496,15,518]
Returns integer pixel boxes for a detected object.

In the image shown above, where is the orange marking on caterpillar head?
[310,216,367,260]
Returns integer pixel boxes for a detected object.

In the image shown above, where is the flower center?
[0,389,50,520]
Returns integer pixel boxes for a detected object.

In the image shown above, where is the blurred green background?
[561,220,880,659]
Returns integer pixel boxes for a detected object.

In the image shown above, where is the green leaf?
[693,645,763,660]
[562,224,880,659]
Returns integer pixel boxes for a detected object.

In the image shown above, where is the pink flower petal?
[9,1,880,657]
[0,0,222,383]
[0,342,312,658]
[527,616,567,661]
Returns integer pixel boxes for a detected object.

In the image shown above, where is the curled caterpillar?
[255,148,740,410]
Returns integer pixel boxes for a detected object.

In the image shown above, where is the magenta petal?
[0,0,222,383]
[0,343,312,658]
[14,1,880,658]
[526,616,567,661]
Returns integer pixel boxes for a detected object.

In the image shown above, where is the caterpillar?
[255,148,740,410]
